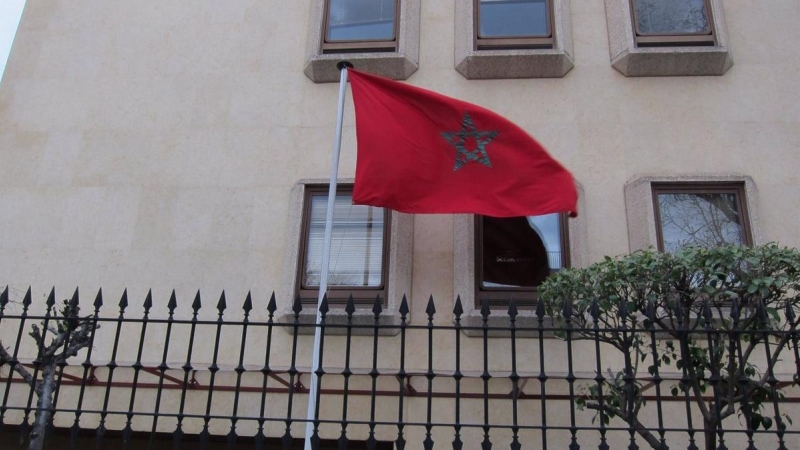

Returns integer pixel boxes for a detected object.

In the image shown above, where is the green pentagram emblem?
[441,113,499,171]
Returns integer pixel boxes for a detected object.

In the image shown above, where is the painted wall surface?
[0,0,798,445]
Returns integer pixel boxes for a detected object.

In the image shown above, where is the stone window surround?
[453,182,587,336]
[454,0,575,79]
[280,179,414,334]
[304,0,421,83]
[604,0,733,77]
[624,174,762,253]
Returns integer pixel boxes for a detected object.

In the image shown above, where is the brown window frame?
[321,0,401,54]
[473,0,555,50]
[295,185,391,306]
[651,182,753,252]
[474,213,570,308]
[629,0,716,47]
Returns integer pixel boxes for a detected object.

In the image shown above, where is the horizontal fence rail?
[0,286,799,450]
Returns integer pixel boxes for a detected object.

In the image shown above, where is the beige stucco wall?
[0,0,799,445]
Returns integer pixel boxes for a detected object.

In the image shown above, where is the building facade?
[1,0,799,448]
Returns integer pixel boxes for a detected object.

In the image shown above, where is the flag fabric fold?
[348,69,578,218]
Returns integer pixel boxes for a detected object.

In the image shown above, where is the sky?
[0,0,27,82]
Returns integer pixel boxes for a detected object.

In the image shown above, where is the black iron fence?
[1,286,799,450]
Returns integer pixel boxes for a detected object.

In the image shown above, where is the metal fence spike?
[480,298,490,318]
[22,286,32,308]
[453,296,464,319]
[142,289,152,312]
[729,296,740,321]
[535,296,545,318]
[168,290,178,312]
[119,288,129,311]
[46,287,56,308]
[0,285,9,309]
[372,295,383,316]
[426,295,436,318]
[507,300,518,319]
[267,292,277,315]
[217,291,227,314]
[320,294,329,317]
[243,291,253,313]
[94,288,104,311]
[192,290,202,313]
[345,295,356,317]
[399,294,410,318]
[71,287,79,306]
[292,294,303,315]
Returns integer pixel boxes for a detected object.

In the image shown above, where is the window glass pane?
[481,213,561,289]
[326,0,396,42]
[478,0,550,38]
[657,192,743,253]
[304,194,384,287]
[634,0,710,34]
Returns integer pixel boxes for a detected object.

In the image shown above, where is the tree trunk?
[28,362,56,450]
[703,419,717,450]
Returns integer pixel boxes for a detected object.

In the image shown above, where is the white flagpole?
[304,61,352,450]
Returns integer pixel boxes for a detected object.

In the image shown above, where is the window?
[475,0,554,50]
[322,0,399,53]
[604,0,732,76]
[475,213,569,307]
[296,185,390,305]
[304,0,420,83]
[652,183,752,253]
[630,0,715,47]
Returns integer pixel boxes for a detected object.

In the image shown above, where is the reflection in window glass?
[657,192,743,253]
[478,0,550,38]
[327,0,396,42]
[634,0,710,34]
[481,213,561,289]
[304,194,384,287]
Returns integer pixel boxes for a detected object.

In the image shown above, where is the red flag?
[348,69,578,218]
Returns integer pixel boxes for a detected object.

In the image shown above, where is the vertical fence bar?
[0,287,31,432]
[452,297,463,450]
[562,299,580,450]
[367,296,383,450]
[123,290,153,447]
[395,295,409,450]
[199,292,227,449]
[149,290,178,450]
[535,300,549,450]
[255,293,278,450]
[283,296,303,450]
[756,299,788,450]
[21,288,56,443]
[590,298,609,450]
[310,296,329,450]
[674,299,698,450]
[508,301,520,450]
[338,296,355,450]
[702,300,727,450]
[97,289,129,447]
[227,292,253,450]
[49,289,80,444]
[644,300,667,450]
[173,291,203,448]
[619,298,638,450]
[424,296,436,450]
[480,299,492,450]
[69,288,103,446]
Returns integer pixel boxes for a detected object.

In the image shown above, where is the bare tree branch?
[0,342,35,389]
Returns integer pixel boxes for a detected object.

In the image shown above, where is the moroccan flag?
[348,69,578,218]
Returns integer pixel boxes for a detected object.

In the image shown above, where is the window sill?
[304,52,418,83]
[604,0,733,77]
[454,0,574,79]
[278,307,404,336]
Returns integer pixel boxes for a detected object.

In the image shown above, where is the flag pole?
[304,60,352,450]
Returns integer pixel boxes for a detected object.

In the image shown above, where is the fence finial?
[217,291,227,314]
[345,294,356,317]
[142,289,152,312]
[267,292,277,315]
[426,295,436,319]
[119,288,129,312]
[292,294,303,316]
[0,285,8,309]
[453,296,463,320]
[47,287,56,309]
[94,288,104,311]
[243,291,253,313]
[400,294,410,319]
[192,291,202,313]
[320,294,329,317]
[372,295,383,316]
[168,290,178,313]
[507,299,518,319]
